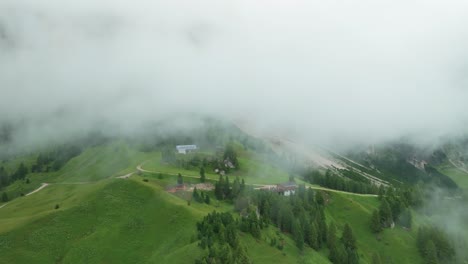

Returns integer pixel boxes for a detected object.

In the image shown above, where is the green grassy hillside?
[0,140,444,264]
[325,193,421,264]
[437,162,468,190]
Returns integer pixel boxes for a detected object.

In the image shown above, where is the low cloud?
[1,0,468,150]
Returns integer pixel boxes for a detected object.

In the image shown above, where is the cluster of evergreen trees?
[192,187,211,204]
[251,186,326,250]
[222,144,239,170]
[195,175,362,264]
[370,186,422,233]
[239,206,262,239]
[214,175,245,200]
[328,223,359,264]
[0,163,28,189]
[31,145,82,173]
[303,169,379,195]
[250,185,359,263]
[416,226,455,264]
[162,143,240,174]
[195,211,251,264]
[1,191,8,202]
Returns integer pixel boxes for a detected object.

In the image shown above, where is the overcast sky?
[1,0,467,148]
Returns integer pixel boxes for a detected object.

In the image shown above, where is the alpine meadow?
[1,1,468,264]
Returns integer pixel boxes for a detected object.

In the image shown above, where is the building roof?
[176,145,197,150]
[277,182,297,188]
[277,182,297,191]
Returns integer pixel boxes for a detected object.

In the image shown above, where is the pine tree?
[398,208,412,228]
[200,167,206,183]
[341,223,357,250]
[193,187,200,202]
[317,210,327,245]
[1,192,8,202]
[347,247,359,264]
[424,240,439,264]
[327,222,337,249]
[292,220,304,250]
[309,222,319,250]
[0,166,8,188]
[240,179,246,192]
[15,162,28,180]
[336,243,348,264]
[205,195,211,204]
[215,175,224,200]
[378,185,385,200]
[329,243,339,263]
[371,210,382,233]
[177,173,183,185]
[224,176,231,198]
[379,198,393,227]
[231,177,240,199]
[315,191,325,206]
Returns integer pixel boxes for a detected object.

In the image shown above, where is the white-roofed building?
[176,145,197,154]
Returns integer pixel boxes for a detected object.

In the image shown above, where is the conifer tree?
[1,192,8,202]
[371,210,382,233]
[200,167,206,183]
[341,223,357,250]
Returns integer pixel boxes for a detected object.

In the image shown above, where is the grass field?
[141,150,291,185]
[437,162,468,190]
[325,192,422,264]
[0,179,207,264]
[0,141,431,264]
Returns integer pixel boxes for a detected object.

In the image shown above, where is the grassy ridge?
[325,193,422,264]
[437,162,468,190]
[54,141,152,182]
[0,179,205,264]
[142,150,290,185]
[0,141,429,264]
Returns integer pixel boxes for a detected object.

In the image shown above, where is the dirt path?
[0,158,376,212]
[137,163,378,197]
[26,183,49,196]
[116,172,135,179]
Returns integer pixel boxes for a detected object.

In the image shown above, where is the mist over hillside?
[1,0,468,152]
[1,2,468,263]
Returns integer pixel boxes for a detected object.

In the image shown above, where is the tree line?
[249,185,359,264]
[31,145,82,173]
[195,184,360,264]
[416,225,455,264]
[370,186,422,233]
[195,211,251,264]
[303,169,379,195]
[163,144,240,175]
[0,162,29,199]
[214,175,245,201]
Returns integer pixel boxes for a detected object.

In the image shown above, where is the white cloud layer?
[1,0,468,147]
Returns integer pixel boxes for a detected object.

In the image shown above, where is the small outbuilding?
[176,145,197,154]
[277,182,297,196]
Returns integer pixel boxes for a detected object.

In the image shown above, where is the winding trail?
[1,158,377,211]
[25,183,49,196]
[135,162,378,197]
[1,183,50,209]
[116,172,134,179]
